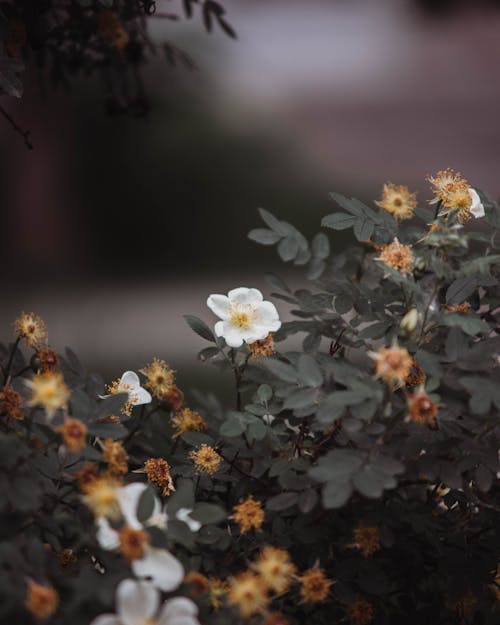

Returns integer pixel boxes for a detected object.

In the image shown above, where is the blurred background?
[1,0,500,395]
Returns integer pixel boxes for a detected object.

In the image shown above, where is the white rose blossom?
[96,483,183,592]
[206,287,281,348]
[100,371,152,408]
[469,188,485,219]
[90,578,200,625]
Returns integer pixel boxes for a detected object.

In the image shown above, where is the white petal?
[206,294,230,319]
[242,326,271,344]
[218,323,245,348]
[228,287,263,305]
[116,579,159,625]
[213,320,225,339]
[120,371,140,389]
[469,188,485,219]
[133,387,152,406]
[90,614,121,625]
[96,518,120,550]
[256,301,280,324]
[175,508,201,532]
[117,482,159,528]
[132,547,184,592]
[158,598,199,625]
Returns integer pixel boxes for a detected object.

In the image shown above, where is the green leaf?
[262,358,299,384]
[283,388,319,410]
[191,503,226,524]
[220,413,247,437]
[257,384,273,402]
[353,217,374,242]
[278,237,299,261]
[445,276,480,305]
[136,487,155,523]
[183,315,215,342]
[441,313,489,336]
[322,479,352,509]
[266,492,299,511]
[258,207,288,235]
[321,212,358,230]
[297,354,323,387]
[311,232,330,259]
[248,228,282,245]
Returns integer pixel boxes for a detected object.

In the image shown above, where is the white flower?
[469,188,485,219]
[175,508,201,532]
[90,579,200,625]
[101,371,152,408]
[96,483,183,592]
[206,287,281,348]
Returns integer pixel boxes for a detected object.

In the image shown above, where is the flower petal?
[256,301,280,324]
[117,482,159,528]
[218,323,245,348]
[158,597,199,625]
[228,287,263,305]
[132,547,184,592]
[116,579,159,625]
[175,508,201,532]
[120,371,140,389]
[133,387,152,406]
[90,614,121,625]
[242,326,271,344]
[96,517,120,550]
[206,294,230,319]
[469,188,485,219]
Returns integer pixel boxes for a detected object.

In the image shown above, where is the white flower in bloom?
[175,508,201,532]
[207,287,281,348]
[96,483,183,592]
[90,579,200,625]
[101,371,152,408]
[469,188,485,219]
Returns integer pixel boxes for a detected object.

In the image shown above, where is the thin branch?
[0,103,34,150]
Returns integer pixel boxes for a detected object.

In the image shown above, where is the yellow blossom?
[375,182,417,221]
[82,475,121,519]
[298,566,332,604]
[376,238,414,274]
[352,525,381,557]
[101,439,129,477]
[26,371,70,420]
[227,571,269,617]
[140,358,175,399]
[252,546,296,593]
[189,444,221,476]
[369,342,413,387]
[171,407,207,438]
[232,495,264,534]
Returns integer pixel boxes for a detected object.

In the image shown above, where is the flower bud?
[400,308,418,334]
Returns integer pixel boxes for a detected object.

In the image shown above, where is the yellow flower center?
[230,309,252,329]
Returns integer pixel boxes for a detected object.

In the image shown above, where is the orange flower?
[227,571,269,617]
[171,408,207,438]
[190,445,221,476]
[353,525,381,557]
[376,238,414,274]
[404,359,426,387]
[407,389,438,428]
[140,458,175,496]
[25,580,59,621]
[376,183,417,221]
[232,495,264,534]
[348,595,373,625]
[248,333,276,359]
[299,566,332,604]
[101,439,129,477]
[0,385,23,420]
[252,546,296,593]
[36,346,60,373]
[369,342,413,387]
[57,418,87,453]
[140,358,175,399]
[118,527,149,560]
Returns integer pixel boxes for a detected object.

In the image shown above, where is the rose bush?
[0,169,499,625]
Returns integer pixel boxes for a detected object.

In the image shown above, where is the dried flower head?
[446,302,471,314]
[227,571,269,617]
[369,342,413,387]
[376,183,417,221]
[97,9,129,49]
[248,333,276,359]
[82,475,121,519]
[189,444,222,476]
[263,613,290,625]
[118,527,150,561]
[376,238,414,274]
[428,168,468,204]
[348,595,374,625]
[14,311,47,348]
[252,546,296,593]
[407,389,438,428]
[74,463,99,491]
[141,458,175,496]
[404,359,427,387]
[26,371,70,420]
[427,169,484,222]
[140,358,175,399]
[160,384,185,412]
[36,346,60,373]
[0,385,23,420]
[25,580,59,621]
[57,549,77,569]
[353,525,381,557]
[171,407,207,438]
[208,577,229,611]
[299,566,332,604]
[100,439,129,477]
[232,495,265,534]
[185,571,210,595]
[57,418,87,453]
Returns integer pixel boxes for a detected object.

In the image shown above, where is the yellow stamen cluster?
[101,439,129,477]
[36,346,60,373]
[404,359,426,387]
[232,495,265,534]
[118,527,149,561]
[376,238,414,274]
[407,389,438,428]
[353,525,381,557]
[14,311,47,348]
[298,566,332,604]
[27,371,70,419]
[229,307,254,330]
[370,343,413,387]
[376,182,417,221]
[142,458,175,496]
[57,549,77,569]
[57,418,88,453]
[140,358,175,399]
[106,379,136,416]
[227,571,269,617]
[82,475,121,519]
[446,302,471,314]
[348,595,373,625]
[25,580,59,621]
[0,385,24,420]
[208,578,229,611]
[252,546,296,594]
[190,444,222,476]
[248,333,276,360]
[171,407,207,438]
[427,169,472,223]
[97,9,129,49]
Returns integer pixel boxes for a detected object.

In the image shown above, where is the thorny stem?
[0,103,34,150]
[3,336,21,386]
